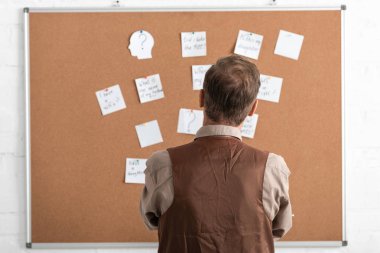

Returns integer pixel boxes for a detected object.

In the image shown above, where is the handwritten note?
[181,31,207,57]
[135,74,165,103]
[241,114,259,139]
[192,65,212,90]
[95,84,126,116]
[177,108,204,135]
[257,74,283,103]
[234,30,264,60]
[274,30,304,60]
[135,120,163,148]
[125,158,147,184]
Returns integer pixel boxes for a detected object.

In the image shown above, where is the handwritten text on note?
[234,30,263,60]
[135,74,165,103]
[95,84,126,116]
[192,65,212,90]
[257,74,283,103]
[181,31,207,57]
[241,114,259,139]
[125,158,147,184]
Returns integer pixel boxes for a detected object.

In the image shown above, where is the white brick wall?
[2,0,380,252]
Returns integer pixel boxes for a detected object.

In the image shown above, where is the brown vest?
[158,136,273,253]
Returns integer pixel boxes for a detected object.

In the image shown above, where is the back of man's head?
[203,55,261,126]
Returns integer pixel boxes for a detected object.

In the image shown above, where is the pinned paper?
[95,84,126,116]
[135,120,163,148]
[128,30,154,60]
[234,30,263,60]
[135,74,165,103]
[125,158,147,184]
[177,108,204,135]
[241,114,259,139]
[192,65,212,90]
[274,30,304,60]
[181,31,207,57]
[257,74,283,103]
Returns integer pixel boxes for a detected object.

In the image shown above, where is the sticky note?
[192,65,212,90]
[95,84,126,116]
[135,120,163,148]
[241,114,259,139]
[135,74,165,103]
[234,30,263,60]
[177,108,204,135]
[274,30,304,60]
[257,74,283,103]
[125,158,147,184]
[181,31,207,57]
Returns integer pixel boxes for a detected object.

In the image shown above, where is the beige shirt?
[140,125,292,240]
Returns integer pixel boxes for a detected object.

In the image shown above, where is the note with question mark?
[128,30,155,60]
[177,108,204,135]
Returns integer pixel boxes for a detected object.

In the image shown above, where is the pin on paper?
[135,120,163,148]
[112,0,121,7]
[128,30,155,59]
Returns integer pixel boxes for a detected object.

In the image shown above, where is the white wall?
[1,0,380,252]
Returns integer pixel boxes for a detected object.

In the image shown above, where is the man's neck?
[203,116,243,130]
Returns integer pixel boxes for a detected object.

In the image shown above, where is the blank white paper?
[177,108,204,135]
[125,158,147,184]
[274,30,304,60]
[135,120,163,148]
[95,84,126,116]
[257,74,283,103]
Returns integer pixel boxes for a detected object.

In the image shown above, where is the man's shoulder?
[145,150,172,175]
[265,152,291,176]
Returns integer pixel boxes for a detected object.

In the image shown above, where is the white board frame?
[24,5,347,249]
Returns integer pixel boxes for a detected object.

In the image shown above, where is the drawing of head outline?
[128,30,154,60]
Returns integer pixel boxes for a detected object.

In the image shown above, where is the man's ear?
[199,89,205,108]
[248,100,258,116]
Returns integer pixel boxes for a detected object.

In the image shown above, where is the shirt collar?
[195,125,242,141]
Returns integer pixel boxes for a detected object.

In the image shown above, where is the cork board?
[28,9,342,243]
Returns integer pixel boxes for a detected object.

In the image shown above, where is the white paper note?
[128,30,155,60]
[274,30,304,60]
[192,65,212,90]
[95,84,126,116]
[257,74,283,103]
[135,74,165,103]
[135,120,163,148]
[125,158,147,184]
[181,31,207,57]
[241,114,259,139]
[234,30,264,60]
[177,108,204,135]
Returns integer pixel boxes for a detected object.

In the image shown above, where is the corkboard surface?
[29,10,342,243]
